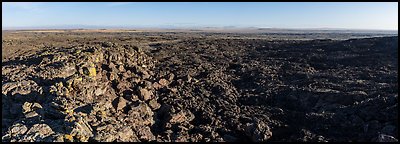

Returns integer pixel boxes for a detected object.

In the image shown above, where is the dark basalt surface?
[1,32,398,142]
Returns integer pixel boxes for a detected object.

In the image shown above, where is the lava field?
[1,31,398,142]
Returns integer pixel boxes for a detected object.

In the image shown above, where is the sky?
[2,2,398,30]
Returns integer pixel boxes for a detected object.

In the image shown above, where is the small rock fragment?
[144,81,153,89]
[32,103,43,110]
[58,66,76,78]
[167,73,175,81]
[70,118,94,142]
[185,75,192,82]
[136,126,155,141]
[108,62,116,71]
[128,102,154,126]
[88,67,97,77]
[377,134,398,142]
[141,71,150,79]
[152,82,162,89]
[10,123,28,136]
[109,72,117,81]
[2,82,19,95]
[94,87,107,96]
[64,134,74,142]
[117,127,137,141]
[102,42,113,47]
[118,65,125,71]
[22,102,33,113]
[25,111,39,118]
[170,110,195,124]
[139,88,152,101]
[113,97,127,111]
[158,78,169,86]
[22,124,54,142]
[245,120,272,142]
[148,99,161,110]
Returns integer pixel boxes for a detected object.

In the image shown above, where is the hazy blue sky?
[2,2,398,30]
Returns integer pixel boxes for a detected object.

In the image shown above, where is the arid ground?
[1,29,398,142]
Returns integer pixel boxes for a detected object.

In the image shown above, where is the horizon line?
[2,25,398,31]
